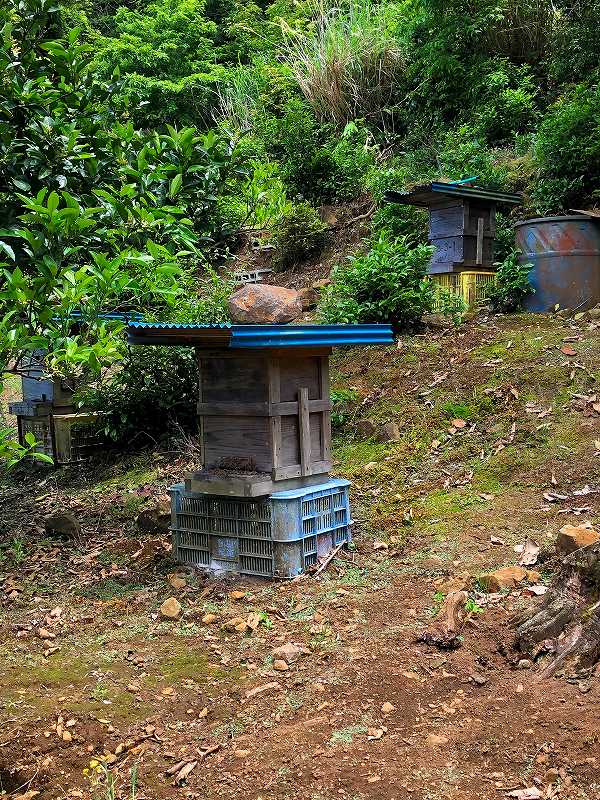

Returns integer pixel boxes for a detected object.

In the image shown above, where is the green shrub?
[219,161,292,230]
[532,83,600,212]
[471,61,538,142]
[90,0,223,127]
[257,97,336,201]
[84,346,199,446]
[325,122,376,201]
[368,162,430,244]
[330,387,359,430]
[77,267,232,445]
[318,231,435,329]
[489,250,534,312]
[271,202,329,270]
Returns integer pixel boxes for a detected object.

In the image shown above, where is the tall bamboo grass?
[479,0,561,63]
[280,0,406,130]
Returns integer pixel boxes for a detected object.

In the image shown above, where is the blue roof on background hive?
[127,322,394,348]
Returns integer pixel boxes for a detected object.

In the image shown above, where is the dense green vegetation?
[1,0,599,461]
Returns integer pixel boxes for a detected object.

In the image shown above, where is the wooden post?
[298,387,311,477]
[476,217,484,265]
[319,356,332,465]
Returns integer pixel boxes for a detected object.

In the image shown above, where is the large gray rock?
[228,284,302,324]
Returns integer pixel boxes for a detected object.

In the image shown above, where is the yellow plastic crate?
[430,271,496,312]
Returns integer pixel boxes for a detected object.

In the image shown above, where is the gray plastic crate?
[169,478,352,578]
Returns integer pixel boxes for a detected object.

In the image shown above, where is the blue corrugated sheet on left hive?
[126,322,395,348]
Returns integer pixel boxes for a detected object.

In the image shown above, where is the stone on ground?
[44,512,80,539]
[272,642,308,664]
[377,421,401,442]
[480,566,538,592]
[136,496,171,535]
[356,419,376,438]
[556,523,600,554]
[160,596,182,620]
[297,286,319,310]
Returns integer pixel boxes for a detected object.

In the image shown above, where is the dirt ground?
[1,312,600,800]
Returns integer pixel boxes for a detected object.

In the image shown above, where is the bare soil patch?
[1,313,600,799]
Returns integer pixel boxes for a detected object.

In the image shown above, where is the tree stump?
[515,542,600,677]
[419,590,469,649]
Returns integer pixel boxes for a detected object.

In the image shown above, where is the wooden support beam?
[299,387,311,477]
[476,216,484,265]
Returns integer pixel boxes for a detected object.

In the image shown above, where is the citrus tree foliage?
[0,0,240,462]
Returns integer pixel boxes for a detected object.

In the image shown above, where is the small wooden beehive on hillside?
[385,181,521,274]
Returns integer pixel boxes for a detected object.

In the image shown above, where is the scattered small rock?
[273,659,289,672]
[517,658,532,670]
[168,573,187,590]
[479,566,537,592]
[272,642,309,664]
[376,421,401,443]
[556,522,600,554]
[44,512,80,539]
[381,702,395,714]
[297,286,319,310]
[201,613,219,624]
[245,681,281,699]
[356,419,377,438]
[159,597,182,620]
[426,733,448,747]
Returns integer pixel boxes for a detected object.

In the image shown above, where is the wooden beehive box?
[428,198,496,273]
[197,348,332,482]
[385,182,521,274]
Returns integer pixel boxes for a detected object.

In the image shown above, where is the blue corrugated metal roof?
[127,322,394,348]
[384,182,521,207]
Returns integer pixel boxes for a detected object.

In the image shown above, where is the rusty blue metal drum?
[515,216,600,312]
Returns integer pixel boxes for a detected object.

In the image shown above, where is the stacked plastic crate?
[127,322,394,578]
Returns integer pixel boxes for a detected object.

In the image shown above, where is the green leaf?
[0,241,15,261]
[47,191,60,213]
[32,452,54,464]
[168,173,183,199]
[12,178,31,191]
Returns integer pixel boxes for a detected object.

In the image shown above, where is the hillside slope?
[1,312,600,799]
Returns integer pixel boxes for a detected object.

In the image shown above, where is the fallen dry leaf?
[171,760,198,785]
[518,538,540,566]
